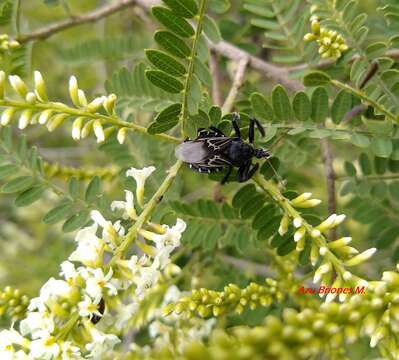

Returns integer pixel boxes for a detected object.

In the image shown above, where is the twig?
[209,50,223,106]
[211,41,303,92]
[16,0,138,43]
[320,139,336,240]
[222,56,248,114]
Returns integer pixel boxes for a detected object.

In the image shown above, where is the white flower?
[69,223,105,268]
[135,265,160,299]
[34,70,48,102]
[126,166,156,207]
[93,120,105,143]
[40,278,72,304]
[143,219,186,249]
[29,332,60,360]
[9,75,27,97]
[127,255,148,275]
[28,297,47,313]
[117,127,127,144]
[60,341,81,360]
[60,261,79,285]
[111,190,137,219]
[86,328,120,358]
[78,295,103,319]
[90,210,120,246]
[69,76,80,107]
[20,312,54,339]
[84,268,117,303]
[0,330,29,360]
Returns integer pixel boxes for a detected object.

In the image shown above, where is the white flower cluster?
[0,167,187,359]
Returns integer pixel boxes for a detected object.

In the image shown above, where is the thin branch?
[320,139,337,240]
[16,0,138,43]
[222,56,248,114]
[209,50,223,106]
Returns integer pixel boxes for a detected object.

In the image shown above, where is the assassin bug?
[175,113,270,184]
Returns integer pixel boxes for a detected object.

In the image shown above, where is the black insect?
[175,113,270,184]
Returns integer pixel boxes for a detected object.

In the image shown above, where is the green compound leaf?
[304,71,331,86]
[232,184,256,208]
[331,90,352,124]
[359,153,372,175]
[203,15,222,43]
[154,31,191,59]
[250,92,274,122]
[148,103,182,134]
[15,185,45,207]
[145,49,187,77]
[311,87,329,123]
[152,6,195,38]
[62,210,90,233]
[145,70,184,94]
[1,176,35,193]
[272,85,292,121]
[351,133,370,148]
[162,0,198,18]
[292,91,311,122]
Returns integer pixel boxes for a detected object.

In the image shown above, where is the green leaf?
[331,90,352,124]
[376,226,399,249]
[16,135,27,160]
[85,176,101,203]
[15,185,45,207]
[292,91,311,122]
[154,31,191,58]
[252,205,276,230]
[277,239,296,256]
[374,157,388,174]
[304,71,331,86]
[344,161,357,176]
[240,194,266,219]
[68,177,80,198]
[194,58,212,87]
[145,70,184,93]
[152,7,195,38]
[260,157,280,179]
[359,153,372,175]
[203,15,222,43]
[371,137,392,158]
[187,74,202,115]
[0,164,19,179]
[43,202,74,224]
[62,211,90,233]
[250,92,274,122]
[311,87,329,123]
[148,103,182,134]
[209,106,221,125]
[1,126,12,151]
[351,133,370,148]
[162,0,198,18]
[257,215,282,241]
[232,184,256,208]
[272,85,292,121]
[145,49,186,77]
[389,181,399,203]
[1,176,35,193]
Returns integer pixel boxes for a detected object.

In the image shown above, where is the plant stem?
[331,80,397,123]
[111,160,183,262]
[0,99,180,144]
[180,0,208,136]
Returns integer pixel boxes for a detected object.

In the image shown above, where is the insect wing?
[175,141,210,163]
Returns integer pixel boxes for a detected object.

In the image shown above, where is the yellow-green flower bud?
[72,117,84,140]
[304,33,317,42]
[0,70,5,99]
[87,96,106,113]
[25,92,36,104]
[104,93,117,114]
[78,89,87,107]
[69,76,80,107]
[1,107,15,125]
[117,127,128,144]
[38,109,53,125]
[9,75,28,97]
[311,20,320,34]
[278,214,289,236]
[18,109,32,129]
[34,71,48,102]
[47,113,69,132]
[328,237,352,249]
[345,248,377,267]
[93,120,105,143]
[81,119,94,138]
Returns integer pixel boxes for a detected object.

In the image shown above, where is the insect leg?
[252,117,265,137]
[231,112,241,138]
[221,165,233,185]
[247,163,259,180]
[249,118,255,144]
[237,161,251,182]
